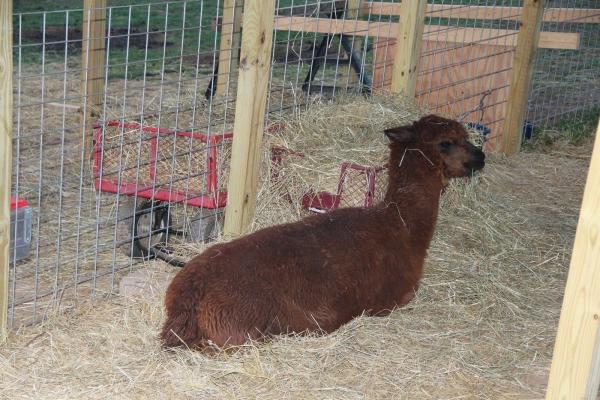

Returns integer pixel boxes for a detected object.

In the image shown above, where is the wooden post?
[499,0,544,155]
[215,0,244,97]
[81,0,107,161]
[0,0,13,342]
[546,119,600,399]
[223,0,276,237]
[345,0,363,86]
[390,0,426,97]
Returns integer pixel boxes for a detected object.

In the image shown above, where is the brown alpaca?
[161,114,485,350]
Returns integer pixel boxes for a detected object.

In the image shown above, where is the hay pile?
[265,94,423,205]
[2,84,593,398]
[0,143,590,398]
[262,94,483,212]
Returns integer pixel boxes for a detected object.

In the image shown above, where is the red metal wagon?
[93,120,233,257]
[270,146,387,213]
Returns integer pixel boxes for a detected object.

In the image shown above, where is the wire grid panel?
[265,0,373,118]
[263,1,526,150]
[9,0,236,328]
[94,121,232,203]
[527,0,600,127]
[368,0,526,150]
[336,165,387,209]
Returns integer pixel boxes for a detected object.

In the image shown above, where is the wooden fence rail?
[0,0,13,342]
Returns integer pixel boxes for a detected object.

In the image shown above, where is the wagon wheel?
[132,200,171,258]
[189,208,222,243]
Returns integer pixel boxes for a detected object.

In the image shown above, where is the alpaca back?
[162,205,421,347]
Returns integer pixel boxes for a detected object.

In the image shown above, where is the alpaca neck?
[382,149,444,252]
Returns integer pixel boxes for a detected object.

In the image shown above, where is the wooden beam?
[215,0,243,97]
[423,25,578,51]
[364,2,600,24]
[545,119,600,399]
[219,3,600,26]
[500,0,544,155]
[272,16,580,50]
[223,0,276,237]
[391,0,426,96]
[213,1,342,29]
[81,0,107,162]
[0,0,13,343]
[541,7,600,24]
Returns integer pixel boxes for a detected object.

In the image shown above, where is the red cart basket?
[93,120,232,208]
[270,146,387,213]
[93,120,233,257]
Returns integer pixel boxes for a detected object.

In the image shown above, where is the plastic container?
[10,196,32,263]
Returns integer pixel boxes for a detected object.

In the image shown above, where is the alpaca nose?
[466,143,485,161]
[464,145,485,171]
[469,152,485,170]
[474,150,485,163]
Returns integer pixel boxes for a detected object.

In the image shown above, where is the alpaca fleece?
[161,114,485,350]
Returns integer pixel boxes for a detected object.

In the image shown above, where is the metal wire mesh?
[7,0,600,327]
[362,0,523,149]
[265,0,598,146]
[9,0,236,327]
[526,0,600,128]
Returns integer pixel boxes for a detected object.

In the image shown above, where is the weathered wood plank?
[364,2,600,24]
[272,16,580,50]
[0,0,13,342]
[390,0,426,96]
[500,0,544,155]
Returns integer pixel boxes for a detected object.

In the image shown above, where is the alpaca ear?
[384,126,417,143]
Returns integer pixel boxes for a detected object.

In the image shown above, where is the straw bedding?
[264,94,484,210]
[2,86,592,398]
[266,94,422,206]
[0,148,588,399]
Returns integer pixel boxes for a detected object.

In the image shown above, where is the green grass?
[525,106,600,148]
[14,1,221,79]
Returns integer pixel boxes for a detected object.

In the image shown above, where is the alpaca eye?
[440,141,452,149]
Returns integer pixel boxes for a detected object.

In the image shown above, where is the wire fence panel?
[9,0,237,328]
[366,0,531,149]
[6,0,599,328]
[526,0,600,128]
[417,1,522,149]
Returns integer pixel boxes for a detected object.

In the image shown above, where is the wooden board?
[272,16,580,50]
[364,2,600,24]
[390,0,426,96]
[0,0,13,342]
[81,0,107,161]
[373,39,513,151]
[545,119,600,398]
[345,0,364,85]
[223,0,276,236]
[216,0,243,97]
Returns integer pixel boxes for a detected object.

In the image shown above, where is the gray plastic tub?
[10,198,32,263]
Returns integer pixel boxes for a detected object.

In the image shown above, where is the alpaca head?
[384,114,485,181]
